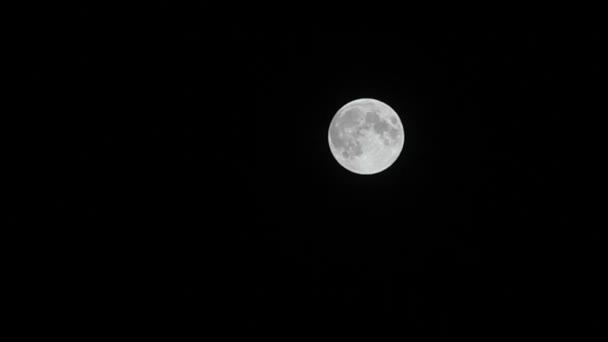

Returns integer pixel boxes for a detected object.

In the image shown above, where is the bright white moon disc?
[328,98,405,175]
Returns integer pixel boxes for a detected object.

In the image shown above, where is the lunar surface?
[328,98,404,175]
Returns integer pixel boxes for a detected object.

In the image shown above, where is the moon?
[328,98,405,175]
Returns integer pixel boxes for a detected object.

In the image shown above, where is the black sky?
[34,9,602,338]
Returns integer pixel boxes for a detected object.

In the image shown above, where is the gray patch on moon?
[363,111,400,146]
[340,108,364,127]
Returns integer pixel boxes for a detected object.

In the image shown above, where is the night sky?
[35,8,601,338]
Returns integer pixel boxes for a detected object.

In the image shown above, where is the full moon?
[328,98,405,175]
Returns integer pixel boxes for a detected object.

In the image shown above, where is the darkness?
[28,7,602,338]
